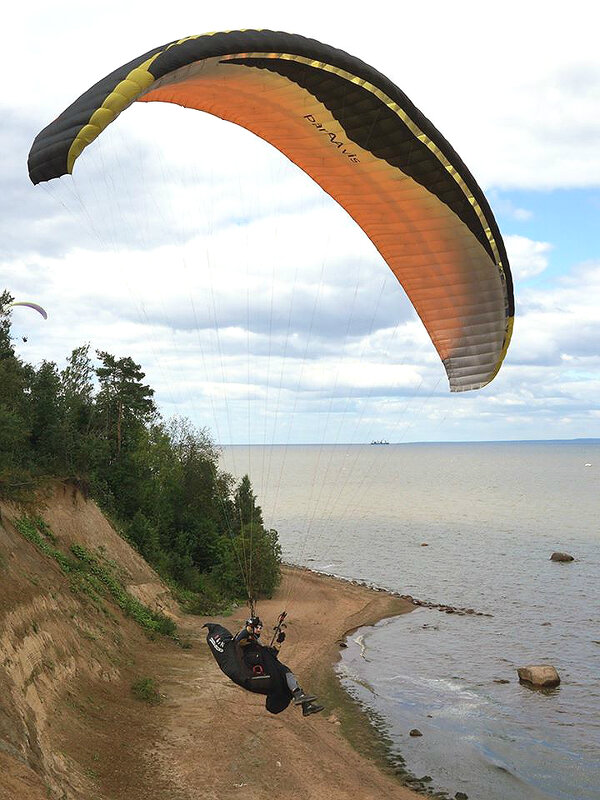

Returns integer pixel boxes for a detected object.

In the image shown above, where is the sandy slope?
[144,567,426,800]
[1,490,427,799]
[0,489,179,800]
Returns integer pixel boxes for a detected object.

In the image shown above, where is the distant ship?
[370,439,390,445]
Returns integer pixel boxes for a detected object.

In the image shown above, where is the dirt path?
[1,495,428,800]
[146,567,426,800]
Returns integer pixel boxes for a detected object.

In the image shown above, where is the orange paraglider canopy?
[28,30,513,391]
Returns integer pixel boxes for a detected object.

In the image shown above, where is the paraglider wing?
[28,30,513,391]
[9,302,48,320]
[203,623,292,714]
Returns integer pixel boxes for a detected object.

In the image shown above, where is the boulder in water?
[550,552,574,562]
[517,664,560,688]
[409,728,423,737]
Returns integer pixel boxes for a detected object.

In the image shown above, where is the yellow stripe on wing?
[66,55,162,174]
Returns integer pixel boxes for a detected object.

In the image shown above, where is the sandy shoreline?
[146,564,430,800]
[0,492,433,800]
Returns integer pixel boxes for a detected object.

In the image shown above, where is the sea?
[220,442,600,800]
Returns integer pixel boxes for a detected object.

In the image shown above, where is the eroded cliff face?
[0,487,180,800]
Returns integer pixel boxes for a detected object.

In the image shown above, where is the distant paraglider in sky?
[8,301,48,320]
[28,29,513,393]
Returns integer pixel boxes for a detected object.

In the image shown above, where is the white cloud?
[489,194,533,222]
[3,1,600,442]
[505,235,553,280]
[510,264,600,374]
[512,208,533,222]
[5,0,600,191]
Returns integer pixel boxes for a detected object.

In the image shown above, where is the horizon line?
[219,437,600,446]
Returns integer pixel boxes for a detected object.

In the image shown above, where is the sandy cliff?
[0,487,179,799]
[0,487,425,800]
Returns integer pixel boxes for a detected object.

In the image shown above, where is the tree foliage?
[0,302,281,607]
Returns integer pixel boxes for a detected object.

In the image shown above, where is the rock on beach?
[517,665,561,688]
[550,552,574,562]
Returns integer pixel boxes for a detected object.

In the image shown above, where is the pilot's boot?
[292,688,317,705]
[302,701,325,717]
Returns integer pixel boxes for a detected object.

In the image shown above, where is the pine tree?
[29,360,64,471]
[60,345,97,477]
[95,351,156,457]
[0,291,34,491]
[233,474,264,533]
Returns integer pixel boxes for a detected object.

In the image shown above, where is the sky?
[2,1,600,444]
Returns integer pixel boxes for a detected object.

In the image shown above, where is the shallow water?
[221,442,600,800]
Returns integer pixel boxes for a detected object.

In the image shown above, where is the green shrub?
[14,518,178,638]
[70,543,176,635]
[131,677,161,705]
[215,523,282,600]
[15,517,75,573]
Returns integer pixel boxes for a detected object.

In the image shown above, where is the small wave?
[419,676,481,699]
[386,672,483,703]
[353,633,368,660]
[474,743,521,778]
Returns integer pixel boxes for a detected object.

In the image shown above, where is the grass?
[131,677,162,705]
[15,516,178,638]
[70,543,177,635]
[15,517,74,573]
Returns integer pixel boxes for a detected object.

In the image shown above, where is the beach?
[221,442,599,800]
[4,446,595,800]
[143,565,427,800]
